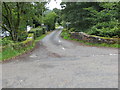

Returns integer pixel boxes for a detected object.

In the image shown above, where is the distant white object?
[0,31,10,37]
[58,26,63,29]
[58,40,61,43]
[41,24,44,26]
[46,0,62,10]
[27,26,32,32]
[27,37,33,39]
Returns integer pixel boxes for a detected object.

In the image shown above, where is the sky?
[46,0,62,10]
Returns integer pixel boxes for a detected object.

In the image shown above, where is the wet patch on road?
[48,52,62,58]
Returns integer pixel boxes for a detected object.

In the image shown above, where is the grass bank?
[0,31,51,61]
[61,30,120,48]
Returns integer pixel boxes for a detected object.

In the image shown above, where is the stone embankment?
[70,32,119,44]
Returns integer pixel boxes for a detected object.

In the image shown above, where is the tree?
[43,11,57,30]
[32,2,47,28]
[61,2,119,37]
[2,2,34,41]
[61,2,99,31]
[2,2,47,41]
[53,8,62,25]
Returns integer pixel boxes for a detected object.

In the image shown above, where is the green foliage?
[2,2,33,41]
[43,11,57,30]
[2,2,47,41]
[61,2,119,38]
[53,8,62,25]
[42,26,47,34]
[88,20,119,37]
[61,29,71,39]
[28,28,43,39]
[28,33,34,38]
[69,28,76,32]
[1,38,13,46]
[1,36,34,61]
[1,42,34,61]
[1,33,33,61]
[1,30,50,61]
[61,29,119,48]
[18,31,28,41]
[1,46,19,61]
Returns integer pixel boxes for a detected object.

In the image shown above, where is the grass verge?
[61,30,120,48]
[0,31,51,61]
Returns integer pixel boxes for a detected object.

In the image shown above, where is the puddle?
[49,53,61,58]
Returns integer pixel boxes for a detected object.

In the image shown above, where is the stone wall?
[70,32,119,44]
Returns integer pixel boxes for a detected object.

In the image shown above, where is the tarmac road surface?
[2,30,118,88]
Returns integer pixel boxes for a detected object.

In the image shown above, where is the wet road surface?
[2,30,118,88]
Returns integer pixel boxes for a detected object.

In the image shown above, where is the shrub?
[1,37,34,60]
[42,27,47,34]
[28,28,43,39]
[61,29,70,39]
[21,38,33,47]
[69,28,76,32]
[62,28,67,32]
[28,30,37,39]
[36,29,43,37]
[28,33,34,38]
[12,37,33,50]
[18,31,28,41]
[2,38,13,46]
[87,20,119,38]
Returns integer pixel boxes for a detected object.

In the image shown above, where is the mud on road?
[2,30,118,88]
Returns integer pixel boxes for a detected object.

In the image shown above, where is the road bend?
[2,30,118,88]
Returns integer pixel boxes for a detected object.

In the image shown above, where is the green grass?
[61,31,120,48]
[35,34,46,42]
[1,43,35,61]
[0,31,51,61]
[35,31,51,43]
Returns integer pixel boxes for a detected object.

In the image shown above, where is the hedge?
[2,33,34,52]
[1,27,46,53]
[28,27,45,39]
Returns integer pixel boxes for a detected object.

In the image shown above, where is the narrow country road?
[2,30,118,88]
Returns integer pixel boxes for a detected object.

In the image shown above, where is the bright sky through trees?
[46,0,62,10]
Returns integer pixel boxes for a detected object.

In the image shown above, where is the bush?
[2,33,34,51]
[1,37,34,60]
[28,28,43,39]
[87,20,119,38]
[36,29,43,37]
[62,28,67,32]
[28,30,37,39]
[2,38,13,46]
[69,28,76,32]
[21,38,33,47]
[18,31,28,41]
[42,27,47,34]
[12,37,33,50]
[61,29,70,39]
[28,33,34,38]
